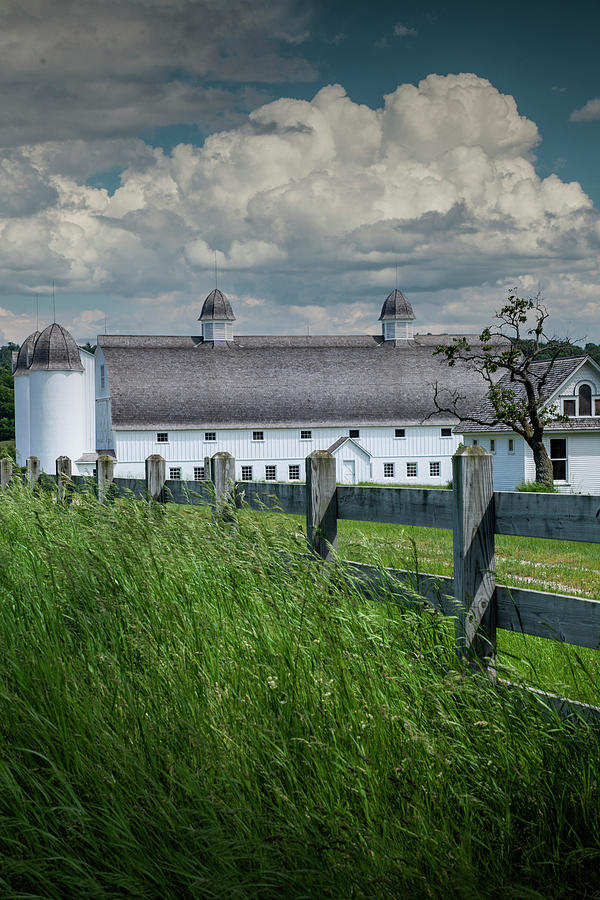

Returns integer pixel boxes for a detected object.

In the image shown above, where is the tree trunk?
[531,439,554,487]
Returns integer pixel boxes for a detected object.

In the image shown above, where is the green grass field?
[1,482,599,897]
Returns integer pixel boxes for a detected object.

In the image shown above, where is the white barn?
[460,356,600,494]
[14,288,498,485]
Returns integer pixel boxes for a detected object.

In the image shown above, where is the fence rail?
[3,450,600,671]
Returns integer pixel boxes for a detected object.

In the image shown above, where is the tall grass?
[0,482,599,898]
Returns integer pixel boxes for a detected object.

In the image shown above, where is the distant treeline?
[0,343,18,442]
[1,338,599,444]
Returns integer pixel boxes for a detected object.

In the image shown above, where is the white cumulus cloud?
[570,98,600,122]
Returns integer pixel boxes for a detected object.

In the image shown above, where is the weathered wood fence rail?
[2,449,600,679]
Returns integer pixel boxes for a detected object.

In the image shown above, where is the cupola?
[198,288,235,342]
[28,323,84,371]
[379,289,415,341]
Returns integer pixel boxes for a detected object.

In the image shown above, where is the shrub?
[515,480,558,493]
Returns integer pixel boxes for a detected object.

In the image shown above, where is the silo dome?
[13,330,41,373]
[199,288,235,342]
[29,322,83,371]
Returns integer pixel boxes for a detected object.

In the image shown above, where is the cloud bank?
[1,71,600,341]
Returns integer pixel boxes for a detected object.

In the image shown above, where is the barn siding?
[111,424,463,483]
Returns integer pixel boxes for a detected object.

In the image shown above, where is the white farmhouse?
[460,356,600,494]
[14,288,496,485]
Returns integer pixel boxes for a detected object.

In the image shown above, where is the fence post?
[306,451,338,560]
[96,454,115,504]
[211,452,235,519]
[452,445,496,675]
[204,456,211,481]
[0,457,12,488]
[26,456,41,487]
[56,456,72,504]
[145,454,166,502]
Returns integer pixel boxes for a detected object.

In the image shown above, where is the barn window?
[169,467,181,480]
[156,432,168,443]
[508,439,514,453]
[490,440,495,453]
[429,461,440,477]
[204,431,216,442]
[406,462,417,478]
[578,384,592,416]
[395,428,405,438]
[563,399,575,416]
[383,462,394,477]
[550,438,567,481]
[440,428,452,438]
[300,430,312,440]
[241,465,253,481]
[252,431,264,441]
[100,364,105,390]
[349,429,360,438]
[265,465,277,480]
[194,466,204,480]
[289,464,300,480]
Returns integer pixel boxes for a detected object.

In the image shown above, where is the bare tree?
[432,292,574,487]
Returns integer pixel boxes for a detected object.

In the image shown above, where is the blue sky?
[1,0,599,345]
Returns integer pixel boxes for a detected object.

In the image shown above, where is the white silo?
[28,323,87,474]
[13,331,40,466]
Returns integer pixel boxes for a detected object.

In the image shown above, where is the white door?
[342,459,356,484]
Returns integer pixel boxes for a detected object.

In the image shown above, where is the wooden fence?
[3,448,600,703]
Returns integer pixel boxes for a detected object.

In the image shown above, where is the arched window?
[578,384,592,416]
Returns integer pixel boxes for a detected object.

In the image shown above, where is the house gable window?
[550,438,567,481]
[563,399,576,416]
[156,432,168,443]
[579,384,592,416]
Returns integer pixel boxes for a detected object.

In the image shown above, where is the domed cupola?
[13,331,41,374]
[199,288,235,342]
[379,289,415,341]
[28,323,84,371]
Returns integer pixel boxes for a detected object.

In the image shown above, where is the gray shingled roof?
[199,289,236,321]
[99,333,495,430]
[13,331,41,373]
[460,356,589,433]
[28,323,84,372]
[379,289,415,321]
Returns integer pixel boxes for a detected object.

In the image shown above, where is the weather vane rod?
[52,280,56,324]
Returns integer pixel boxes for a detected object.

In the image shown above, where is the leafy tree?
[0,344,18,442]
[432,293,576,487]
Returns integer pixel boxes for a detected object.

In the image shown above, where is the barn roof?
[99,333,499,431]
[459,356,591,433]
